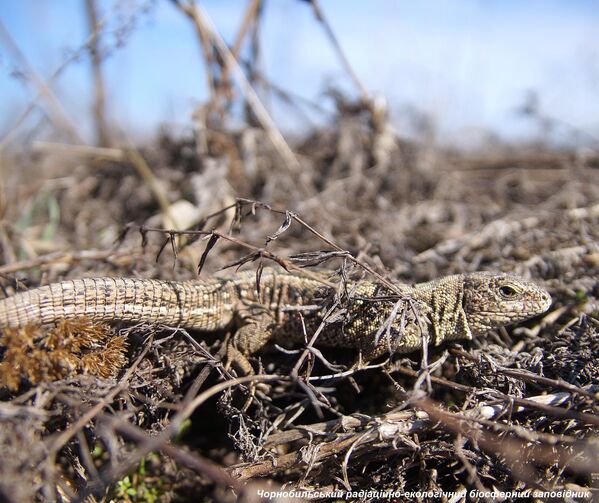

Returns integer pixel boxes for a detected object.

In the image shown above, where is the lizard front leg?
[231,309,275,357]
[224,310,275,409]
[227,311,273,375]
[226,308,275,375]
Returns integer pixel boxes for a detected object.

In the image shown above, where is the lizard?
[0,269,552,366]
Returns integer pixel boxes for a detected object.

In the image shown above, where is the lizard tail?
[0,277,232,330]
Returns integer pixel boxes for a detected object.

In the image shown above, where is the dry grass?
[0,105,597,501]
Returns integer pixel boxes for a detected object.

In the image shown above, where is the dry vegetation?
[0,1,598,502]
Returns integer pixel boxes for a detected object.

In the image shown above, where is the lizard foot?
[223,344,265,412]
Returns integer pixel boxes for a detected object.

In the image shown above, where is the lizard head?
[461,272,552,335]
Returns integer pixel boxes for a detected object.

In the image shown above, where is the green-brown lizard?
[0,270,552,362]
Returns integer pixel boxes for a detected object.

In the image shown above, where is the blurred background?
[1,3,599,500]
[1,0,598,148]
[0,0,598,277]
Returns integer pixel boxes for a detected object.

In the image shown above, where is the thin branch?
[171,0,216,102]
[308,0,371,102]
[0,19,84,143]
[413,396,599,477]
[32,141,179,229]
[0,247,138,275]
[0,30,100,150]
[218,0,263,108]
[177,2,302,173]
[85,0,111,147]
[87,373,284,495]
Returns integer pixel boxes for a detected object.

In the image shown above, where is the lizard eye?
[499,285,518,298]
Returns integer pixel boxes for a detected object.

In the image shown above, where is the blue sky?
[1,0,598,146]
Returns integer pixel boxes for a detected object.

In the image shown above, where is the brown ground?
[0,102,598,501]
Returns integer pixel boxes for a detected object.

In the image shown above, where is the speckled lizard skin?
[0,269,551,360]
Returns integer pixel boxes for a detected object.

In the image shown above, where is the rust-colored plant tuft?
[0,319,128,390]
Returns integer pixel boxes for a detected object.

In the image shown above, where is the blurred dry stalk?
[0,1,598,501]
[0,19,84,144]
[518,91,599,146]
[85,0,111,148]
[308,0,371,103]
[0,2,144,151]
[172,0,304,176]
[32,140,180,230]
